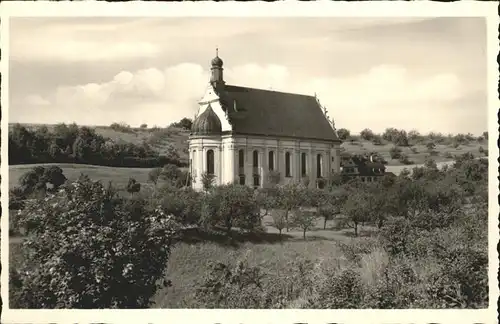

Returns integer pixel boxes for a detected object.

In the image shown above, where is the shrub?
[313,269,364,308]
[389,146,402,160]
[399,154,412,165]
[270,209,287,237]
[201,172,216,191]
[194,260,265,308]
[10,177,178,308]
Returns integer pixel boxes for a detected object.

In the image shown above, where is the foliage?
[201,172,216,191]
[270,209,287,237]
[170,118,193,130]
[10,177,178,308]
[201,184,261,234]
[336,128,350,140]
[290,209,318,240]
[148,168,162,185]
[389,146,402,160]
[266,170,281,187]
[126,177,141,194]
[9,123,184,168]
[360,128,375,141]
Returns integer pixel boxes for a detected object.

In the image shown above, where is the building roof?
[216,85,340,142]
[191,104,222,136]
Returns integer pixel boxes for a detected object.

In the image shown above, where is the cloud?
[22,61,474,134]
[24,94,50,106]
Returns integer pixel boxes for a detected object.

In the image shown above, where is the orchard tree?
[275,183,307,232]
[291,209,318,240]
[148,167,162,186]
[270,209,287,238]
[202,184,260,235]
[11,177,178,308]
[341,190,372,236]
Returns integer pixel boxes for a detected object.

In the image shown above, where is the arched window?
[253,150,259,169]
[238,149,244,175]
[285,152,291,177]
[301,152,307,176]
[316,154,323,178]
[268,151,275,171]
[206,149,215,175]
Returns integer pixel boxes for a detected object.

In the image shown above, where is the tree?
[291,209,318,240]
[317,190,345,229]
[336,128,350,140]
[11,177,177,308]
[202,184,260,235]
[201,172,216,191]
[482,131,488,140]
[275,183,307,232]
[127,177,141,194]
[266,171,281,188]
[148,167,162,186]
[341,191,371,236]
[140,123,148,129]
[360,128,375,141]
[426,142,436,151]
[389,146,402,160]
[270,209,287,238]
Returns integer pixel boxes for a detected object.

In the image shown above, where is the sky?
[8,17,488,135]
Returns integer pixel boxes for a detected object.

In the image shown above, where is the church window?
[238,149,244,175]
[285,152,291,177]
[206,149,215,175]
[239,175,245,185]
[268,151,275,171]
[253,150,259,168]
[301,152,307,176]
[316,154,323,178]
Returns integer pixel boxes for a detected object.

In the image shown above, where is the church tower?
[210,48,225,91]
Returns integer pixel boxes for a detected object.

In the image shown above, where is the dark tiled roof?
[191,104,222,136]
[216,85,340,142]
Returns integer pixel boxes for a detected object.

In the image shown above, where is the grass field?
[8,163,155,190]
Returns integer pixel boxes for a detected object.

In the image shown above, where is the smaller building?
[340,153,388,183]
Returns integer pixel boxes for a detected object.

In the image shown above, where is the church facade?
[188,52,342,190]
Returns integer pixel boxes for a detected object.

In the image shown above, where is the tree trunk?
[377,218,384,229]
[354,223,358,237]
[323,216,328,230]
[285,210,289,232]
[303,229,306,240]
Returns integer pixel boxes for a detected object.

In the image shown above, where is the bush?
[194,260,265,308]
[389,146,402,160]
[10,177,178,308]
[313,269,364,308]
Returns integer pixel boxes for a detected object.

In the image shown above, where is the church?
[188,51,342,190]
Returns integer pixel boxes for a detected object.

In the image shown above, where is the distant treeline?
[8,123,186,168]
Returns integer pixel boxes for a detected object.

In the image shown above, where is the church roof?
[216,85,340,142]
[191,104,222,136]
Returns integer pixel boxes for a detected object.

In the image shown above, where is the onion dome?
[211,48,223,67]
[191,104,222,136]
[211,55,223,67]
